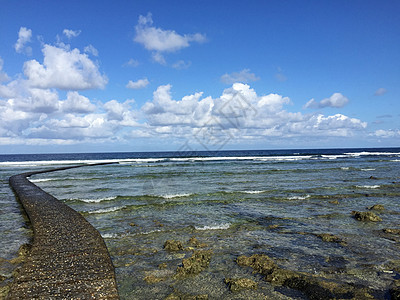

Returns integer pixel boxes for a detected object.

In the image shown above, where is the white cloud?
[0,71,369,147]
[151,52,166,65]
[63,29,81,39]
[134,13,206,52]
[126,78,150,89]
[172,60,191,70]
[23,44,108,90]
[304,93,349,109]
[0,57,9,82]
[374,88,387,96]
[104,99,138,126]
[124,58,139,67]
[372,129,400,138]
[221,69,260,84]
[84,44,99,56]
[141,83,366,143]
[15,27,32,55]
[61,91,96,113]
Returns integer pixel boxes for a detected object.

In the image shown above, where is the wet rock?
[236,254,374,299]
[144,269,174,284]
[187,236,207,248]
[144,274,164,284]
[390,280,400,300]
[383,228,400,235]
[17,243,31,258]
[236,254,277,275]
[315,233,346,245]
[159,263,168,269]
[367,204,385,211]
[0,285,10,299]
[9,244,32,264]
[351,211,382,222]
[188,236,200,247]
[369,176,378,180]
[329,200,339,205]
[225,278,257,292]
[267,224,280,229]
[175,250,212,278]
[165,289,208,300]
[129,222,137,227]
[164,240,184,252]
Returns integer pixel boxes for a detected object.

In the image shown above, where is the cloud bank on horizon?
[0,7,399,152]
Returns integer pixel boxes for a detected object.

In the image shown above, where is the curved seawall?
[7,164,119,299]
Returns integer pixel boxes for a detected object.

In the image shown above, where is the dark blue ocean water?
[1,148,400,298]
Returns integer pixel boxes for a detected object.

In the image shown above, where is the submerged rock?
[383,228,400,235]
[187,236,207,248]
[315,233,346,245]
[164,240,184,252]
[236,254,375,299]
[390,280,400,300]
[225,278,257,292]
[175,250,212,278]
[351,211,382,222]
[165,289,208,300]
[144,274,164,284]
[9,243,32,264]
[367,204,385,211]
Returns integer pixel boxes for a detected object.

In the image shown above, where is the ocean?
[1,148,400,299]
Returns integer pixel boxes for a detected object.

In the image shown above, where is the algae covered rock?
[225,278,257,292]
[367,204,385,210]
[351,211,382,222]
[315,233,346,245]
[383,228,400,235]
[176,250,212,277]
[164,240,184,251]
[390,280,400,300]
[165,289,208,300]
[236,254,277,275]
[236,253,374,299]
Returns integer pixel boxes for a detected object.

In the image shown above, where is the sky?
[0,0,399,154]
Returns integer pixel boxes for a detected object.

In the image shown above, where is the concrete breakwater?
[7,164,119,299]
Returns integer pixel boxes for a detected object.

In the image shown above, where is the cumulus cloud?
[141,83,366,144]
[63,29,81,39]
[15,27,32,55]
[134,13,206,52]
[304,93,349,109]
[221,69,260,84]
[374,88,387,96]
[372,129,400,138]
[23,44,108,90]
[126,78,150,89]
[60,91,96,113]
[134,13,206,65]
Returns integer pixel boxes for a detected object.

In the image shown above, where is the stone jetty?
[7,164,119,299]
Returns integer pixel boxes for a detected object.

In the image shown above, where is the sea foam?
[195,223,231,230]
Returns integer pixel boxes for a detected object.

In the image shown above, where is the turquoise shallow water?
[1,148,400,298]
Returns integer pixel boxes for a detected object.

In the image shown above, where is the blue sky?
[0,0,399,154]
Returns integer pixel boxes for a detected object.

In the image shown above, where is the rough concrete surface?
[7,164,119,299]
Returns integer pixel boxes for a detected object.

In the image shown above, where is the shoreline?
[6,163,119,299]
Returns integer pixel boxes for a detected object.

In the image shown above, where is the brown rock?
[367,204,385,210]
[176,250,212,277]
[351,211,382,222]
[225,278,257,292]
[164,240,184,251]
